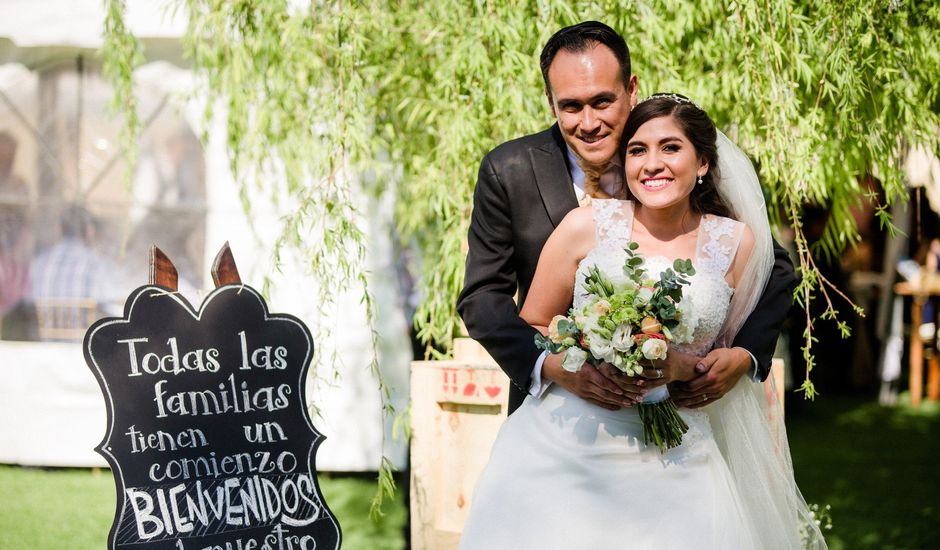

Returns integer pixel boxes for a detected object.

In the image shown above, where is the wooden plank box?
[409,339,508,550]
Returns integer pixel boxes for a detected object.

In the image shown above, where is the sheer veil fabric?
[706,131,826,548]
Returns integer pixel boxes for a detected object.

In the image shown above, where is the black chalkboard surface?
[84,284,341,550]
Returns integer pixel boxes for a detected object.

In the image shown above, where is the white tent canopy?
[0,0,186,49]
[0,0,409,471]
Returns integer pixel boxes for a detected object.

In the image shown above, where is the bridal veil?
[707,131,827,549]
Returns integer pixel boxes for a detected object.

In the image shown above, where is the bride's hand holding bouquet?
[535,242,698,452]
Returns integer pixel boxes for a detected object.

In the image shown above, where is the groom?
[457,21,796,414]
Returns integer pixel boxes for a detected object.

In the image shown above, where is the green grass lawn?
[1,395,937,549]
[786,394,940,550]
[0,468,406,550]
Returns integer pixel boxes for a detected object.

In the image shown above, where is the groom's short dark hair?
[540,21,632,97]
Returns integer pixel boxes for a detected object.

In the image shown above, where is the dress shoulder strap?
[695,214,746,275]
[591,199,634,249]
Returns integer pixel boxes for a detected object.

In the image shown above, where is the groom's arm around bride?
[457,20,796,415]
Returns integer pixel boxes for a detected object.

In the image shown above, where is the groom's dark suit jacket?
[457,124,797,414]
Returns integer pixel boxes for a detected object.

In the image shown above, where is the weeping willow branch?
[101,0,940,511]
[103,0,398,513]
[101,0,144,185]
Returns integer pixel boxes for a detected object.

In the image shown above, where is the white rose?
[588,336,615,363]
[634,287,654,307]
[640,338,669,360]
[562,347,588,372]
[611,325,634,352]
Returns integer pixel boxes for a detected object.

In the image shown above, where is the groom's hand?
[669,347,751,408]
[596,362,647,403]
[542,353,641,410]
[638,349,701,388]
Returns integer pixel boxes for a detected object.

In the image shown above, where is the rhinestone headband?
[639,93,701,109]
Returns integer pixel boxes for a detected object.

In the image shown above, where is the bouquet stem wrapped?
[637,393,689,451]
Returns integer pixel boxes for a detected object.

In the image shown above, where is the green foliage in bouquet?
[534,243,695,452]
[622,242,696,334]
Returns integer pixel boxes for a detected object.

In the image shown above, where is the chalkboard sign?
[84,284,341,550]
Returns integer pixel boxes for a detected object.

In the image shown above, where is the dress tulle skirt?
[459,385,759,550]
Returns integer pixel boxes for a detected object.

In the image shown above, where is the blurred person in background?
[0,131,35,339]
[27,204,121,340]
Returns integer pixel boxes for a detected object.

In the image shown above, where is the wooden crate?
[410,339,508,550]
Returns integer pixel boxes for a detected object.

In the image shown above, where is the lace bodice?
[574,200,744,357]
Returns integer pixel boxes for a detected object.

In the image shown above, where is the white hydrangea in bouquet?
[535,242,697,452]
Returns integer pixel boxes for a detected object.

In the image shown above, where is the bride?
[459,94,826,549]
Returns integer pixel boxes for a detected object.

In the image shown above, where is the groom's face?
[546,44,637,170]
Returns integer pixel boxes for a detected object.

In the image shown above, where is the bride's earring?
[696,175,703,185]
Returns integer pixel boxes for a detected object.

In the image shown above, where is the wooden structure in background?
[150,241,241,290]
[410,339,508,550]
[35,297,97,341]
[894,279,940,406]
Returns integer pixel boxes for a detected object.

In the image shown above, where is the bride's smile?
[625,115,708,213]
[639,176,672,190]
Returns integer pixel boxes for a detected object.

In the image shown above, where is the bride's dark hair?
[613,93,734,218]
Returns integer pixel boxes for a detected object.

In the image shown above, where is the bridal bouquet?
[535,242,696,452]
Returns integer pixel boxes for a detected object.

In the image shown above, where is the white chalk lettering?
[126,425,208,453]
[238,331,289,371]
[124,475,320,540]
[201,524,325,550]
[277,452,297,474]
[200,539,259,550]
[148,451,295,483]
[153,375,291,418]
[169,483,194,534]
[121,337,221,377]
[243,421,287,444]
[224,478,244,526]
[126,488,163,539]
[239,331,251,370]
[156,488,175,536]
[282,474,320,527]
[264,524,318,550]
[118,337,149,377]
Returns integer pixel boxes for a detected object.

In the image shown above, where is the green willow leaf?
[101,0,940,494]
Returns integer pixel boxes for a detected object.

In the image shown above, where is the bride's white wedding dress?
[460,200,817,550]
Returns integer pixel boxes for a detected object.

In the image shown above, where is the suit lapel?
[530,125,578,227]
